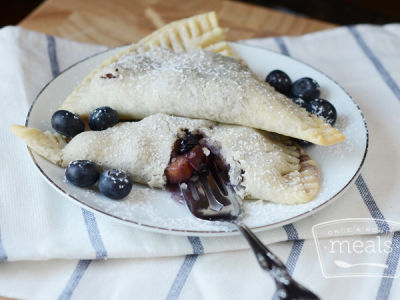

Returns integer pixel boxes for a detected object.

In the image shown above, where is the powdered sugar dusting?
[87,183,233,231]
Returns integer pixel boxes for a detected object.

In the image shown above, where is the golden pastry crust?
[10,125,66,164]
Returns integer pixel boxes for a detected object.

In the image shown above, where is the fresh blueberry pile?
[266,69,338,129]
[65,160,133,200]
[51,107,132,199]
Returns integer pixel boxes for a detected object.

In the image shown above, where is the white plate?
[26,43,368,236]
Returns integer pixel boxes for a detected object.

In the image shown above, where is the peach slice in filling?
[165,132,227,186]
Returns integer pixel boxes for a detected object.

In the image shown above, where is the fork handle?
[236,223,320,300]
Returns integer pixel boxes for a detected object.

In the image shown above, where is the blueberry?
[291,77,320,101]
[291,97,307,109]
[65,160,100,187]
[51,110,85,137]
[179,133,201,154]
[98,169,133,200]
[89,106,119,131]
[306,98,337,125]
[265,70,292,95]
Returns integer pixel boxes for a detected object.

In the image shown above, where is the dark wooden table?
[19,0,336,46]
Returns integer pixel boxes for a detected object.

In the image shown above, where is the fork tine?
[180,182,204,218]
[199,176,224,211]
[180,183,193,204]
[214,172,242,217]
[188,180,200,201]
[209,160,228,196]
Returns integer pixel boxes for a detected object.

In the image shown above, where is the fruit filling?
[165,131,221,185]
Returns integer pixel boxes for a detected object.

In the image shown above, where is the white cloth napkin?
[1,24,400,299]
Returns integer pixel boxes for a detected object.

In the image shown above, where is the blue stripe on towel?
[285,240,305,275]
[58,211,107,300]
[270,39,304,300]
[349,26,400,299]
[81,209,108,259]
[165,237,204,300]
[46,35,60,77]
[273,37,305,277]
[46,35,107,299]
[271,224,304,300]
[187,236,204,254]
[283,223,299,241]
[376,231,400,300]
[274,37,290,56]
[355,175,390,233]
[283,224,304,275]
[274,28,398,299]
[274,31,389,234]
[283,224,304,274]
[59,260,92,300]
[46,36,108,259]
[0,228,7,261]
[348,26,400,101]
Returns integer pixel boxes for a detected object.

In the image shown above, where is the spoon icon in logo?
[334,260,388,269]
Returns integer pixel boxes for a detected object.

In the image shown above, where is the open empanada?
[11,114,319,204]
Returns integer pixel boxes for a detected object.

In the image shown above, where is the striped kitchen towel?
[0,23,400,299]
[1,234,399,299]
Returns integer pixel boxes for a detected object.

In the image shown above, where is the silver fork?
[179,160,320,300]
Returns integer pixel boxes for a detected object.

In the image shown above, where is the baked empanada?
[61,46,344,145]
[11,114,319,204]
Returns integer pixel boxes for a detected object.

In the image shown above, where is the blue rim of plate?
[25,42,369,236]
